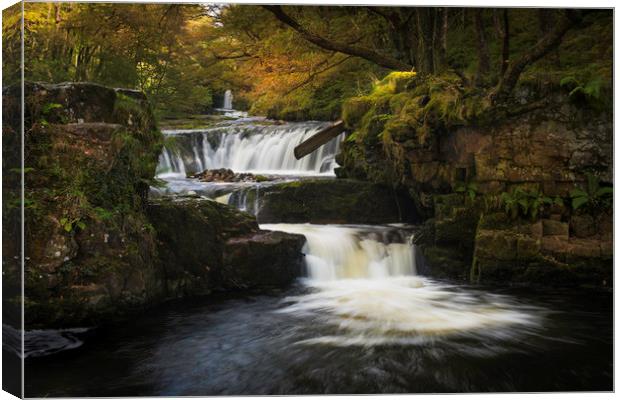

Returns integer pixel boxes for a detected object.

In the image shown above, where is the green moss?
[342,97,373,129]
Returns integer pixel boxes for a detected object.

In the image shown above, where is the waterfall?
[158,147,186,177]
[261,224,415,281]
[156,122,343,176]
[261,223,542,346]
[223,90,233,109]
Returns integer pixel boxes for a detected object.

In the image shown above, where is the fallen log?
[294,120,345,160]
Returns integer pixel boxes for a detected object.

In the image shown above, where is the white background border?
[0,1,616,399]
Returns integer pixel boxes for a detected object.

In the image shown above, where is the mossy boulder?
[253,179,417,224]
[148,198,305,293]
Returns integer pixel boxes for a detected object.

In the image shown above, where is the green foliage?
[454,181,478,202]
[570,174,612,212]
[560,74,607,109]
[42,102,63,115]
[499,187,556,220]
[59,216,86,233]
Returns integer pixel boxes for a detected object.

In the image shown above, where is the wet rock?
[570,214,598,238]
[223,231,305,289]
[542,219,569,237]
[193,168,270,183]
[516,237,541,261]
[255,179,417,224]
[338,81,612,287]
[148,197,305,295]
[147,198,256,296]
[475,230,518,262]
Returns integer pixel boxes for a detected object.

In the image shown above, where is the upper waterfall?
[157,121,343,177]
[223,90,233,109]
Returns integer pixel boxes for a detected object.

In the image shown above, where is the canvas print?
[2,3,613,397]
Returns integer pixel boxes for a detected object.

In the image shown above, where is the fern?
[570,173,612,212]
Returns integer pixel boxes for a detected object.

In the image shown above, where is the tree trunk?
[54,4,62,24]
[493,9,510,76]
[433,8,448,72]
[500,9,510,76]
[416,8,435,75]
[492,10,578,102]
[473,9,490,86]
[294,120,344,160]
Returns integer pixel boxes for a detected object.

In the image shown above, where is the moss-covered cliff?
[336,72,612,287]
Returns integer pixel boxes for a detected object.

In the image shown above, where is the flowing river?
[24,115,612,395]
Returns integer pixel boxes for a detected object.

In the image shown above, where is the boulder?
[148,198,305,294]
[223,231,305,289]
[193,168,270,183]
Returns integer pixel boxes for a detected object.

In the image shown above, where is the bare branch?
[262,5,412,71]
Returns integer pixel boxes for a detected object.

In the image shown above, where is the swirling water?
[25,224,612,396]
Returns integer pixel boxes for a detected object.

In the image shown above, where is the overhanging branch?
[262,5,413,71]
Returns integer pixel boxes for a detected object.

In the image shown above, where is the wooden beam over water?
[294,120,345,160]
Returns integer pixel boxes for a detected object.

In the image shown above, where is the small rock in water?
[193,168,270,183]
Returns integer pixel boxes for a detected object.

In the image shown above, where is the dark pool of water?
[24,282,612,396]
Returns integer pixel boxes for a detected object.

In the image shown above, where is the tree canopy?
[3,4,612,119]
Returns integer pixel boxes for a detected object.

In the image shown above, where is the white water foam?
[261,224,546,347]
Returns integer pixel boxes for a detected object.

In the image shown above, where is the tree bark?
[415,8,435,75]
[433,8,448,72]
[473,9,490,86]
[493,9,510,76]
[263,5,413,71]
[294,120,344,160]
[366,8,416,66]
[54,4,62,25]
[500,9,510,76]
[491,10,578,102]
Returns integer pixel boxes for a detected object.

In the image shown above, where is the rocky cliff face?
[3,82,305,327]
[337,73,612,287]
[2,82,165,326]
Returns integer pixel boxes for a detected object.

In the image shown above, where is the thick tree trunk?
[473,9,490,86]
[416,8,435,75]
[54,4,62,25]
[433,8,448,72]
[493,9,510,76]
